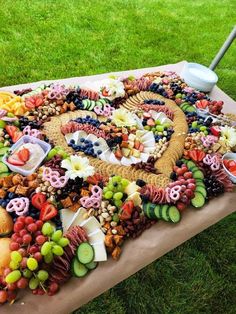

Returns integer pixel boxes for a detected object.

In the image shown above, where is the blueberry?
[94,142,99,146]
[1,201,7,207]
[93,153,97,158]
[97,150,102,155]
[0,199,3,205]
[70,139,75,144]
[136,179,146,187]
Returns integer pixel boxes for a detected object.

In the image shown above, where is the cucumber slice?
[143,202,149,217]
[193,170,204,180]
[89,101,96,110]
[95,100,103,107]
[191,192,205,208]
[77,242,94,264]
[71,258,88,277]
[154,205,161,219]
[185,106,196,113]
[148,203,156,219]
[195,186,207,198]
[0,147,10,156]
[82,99,90,109]
[187,160,196,170]
[85,261,98,270]
[180,102,189,109]
[0,161,8,173]
[160,205,169,222]
[167,206,181,223]
[0,172,10,178]
[196,182,205,188]
[190,166,199,173]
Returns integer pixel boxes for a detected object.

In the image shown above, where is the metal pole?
[209,26,236,70]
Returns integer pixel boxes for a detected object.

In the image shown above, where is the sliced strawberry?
[210,126,220,137]
[12,131,23,143]
[17,148,30,162]
[25,101,36,109]
[196,99,209,109]
[229,165,236,172]
[40,202,58,221]
[101,88,109,97]
[5,125,18,138]
[114,149,123,159]
[7,154,25,166]
[189,150,198,162]
[228,160,236,168]
[196,150,206,162]
[223,159,230,168]
[122,134,128,141]
[31,193,47,210]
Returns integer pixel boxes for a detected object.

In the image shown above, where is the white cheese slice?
[130,156,141,164]
[60,208,76,232]
[142,138,155,148]
[99,149,112,162]
[140,153,149,162]
[120,156,133,166]
[88,229,105,244]
[73,130,87,144]
[141,131,155,142]
[70,207,88,228]
[91,241,107,262]
[85,134,98,143]
[95,138,109,151]
[109,152,121,165]
[79,216,101,234]
[65,133,74,145]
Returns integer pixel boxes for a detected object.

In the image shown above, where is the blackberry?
[204,175,225,197]
[176,160,183,167]
[136,179,146,187]
[170,172,177,180]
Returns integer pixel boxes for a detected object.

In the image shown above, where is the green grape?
[42,222,54,236]
[27,258,38,271]
[106,183,115,192]
[5,270,21,284]
[9,260,20,270]
[29,277,39,290]
[37,270,49,282]
[112,213,120,223]
[52,245,64,256]
[11,251,22,263]
[23,269,32,279]
[111,176,121,183]
[113,192,123,201]
[103,187,109,194]
[116,184,124,192]
[121,178,129,187]
[114,199,123,208]
[44,252,53,264]
[51,230,63,242]
[58,237,69,247]
[41,241,51,256]
[104,191,113,199]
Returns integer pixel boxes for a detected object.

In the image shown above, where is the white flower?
[220,126,236,148]
[61,155,95,180]
[111,108,137,127]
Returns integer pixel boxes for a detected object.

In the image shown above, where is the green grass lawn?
[0,0,236,313]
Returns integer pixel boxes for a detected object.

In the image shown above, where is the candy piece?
[6,197,29,216]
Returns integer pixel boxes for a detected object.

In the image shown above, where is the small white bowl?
[181,63,218,92]
[222,152,236,184]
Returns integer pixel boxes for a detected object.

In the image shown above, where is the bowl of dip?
[3,135,51,176]
[181,63,218,92]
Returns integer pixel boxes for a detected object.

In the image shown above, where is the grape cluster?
[40,223,69,263]
[103,176,130,208]
[204,175,225,197]
[1,217,69,299]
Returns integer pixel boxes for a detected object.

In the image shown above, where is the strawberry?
[122,134,128,141]
[134,140,140,150]
[31,193,47,210]
[196,150,206,162]
[210,126,220,137]
[7,154,25,166]
[114,149,123,159]
[5,125,18,138]
[17,148,30,162]
[12,131,23,143]
[189,149,199,162]
[40,202,58,221]
[196,99,209,109]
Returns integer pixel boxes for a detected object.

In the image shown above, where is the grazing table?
[1,61,235,314]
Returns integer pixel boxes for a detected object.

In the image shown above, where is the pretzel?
[42,167,68,188]
[6,197,29,216]
[80,185,102,208]
[203,154,220,171]
[23,125,42,138]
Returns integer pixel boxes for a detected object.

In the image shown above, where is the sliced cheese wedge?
[70,207,88,228]
[79,216,101,234]
[91,241,107,262]
[60,208,76,232]
[65,133,74,145]
[73,130,87,144]
[88,229,105,244]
